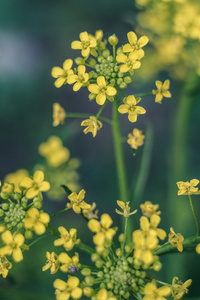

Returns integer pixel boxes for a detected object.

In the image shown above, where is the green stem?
[112,100,130,236]
[76,242,95,255]
[188,195,200,236]
[27,233,50,248]
[155,235,200,256]
[65,112,112,124]
[131,124,153,205]
[96,101,108,119]
[50,207,71,219]
[112,100,128,204]
[134,91,153,98]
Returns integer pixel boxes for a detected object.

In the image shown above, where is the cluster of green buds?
[81,233,147,299]
[41,195,192,300]
[51,29,148,98]
[0,179,43,236]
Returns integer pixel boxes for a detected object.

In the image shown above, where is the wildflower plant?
[1,28,200,300]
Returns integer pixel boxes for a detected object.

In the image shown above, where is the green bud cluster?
[96,255,146,299]
[3,202,27,230]
[94,54,132,89]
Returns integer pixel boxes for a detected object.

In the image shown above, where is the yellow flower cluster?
[20,170,50,199]
[51,30,151,137]
[133,214,166,266]
[67,189,91,214]
[135,0,200,78]
[127,128,145,150]
[176,179,200,195]
[168,227,184,252]
[39,136,70,168]
[88,214,116,253]
[81,116,103,138]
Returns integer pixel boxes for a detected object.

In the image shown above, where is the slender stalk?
[112,100,130,236]
[76,242,95,254]
[65,112,112,124]
[112,100,128,204]
[155,235,200,256]
[131,124,153,205]
[50,207,71,219]
[188,195,200,236]
[96,101,108,119]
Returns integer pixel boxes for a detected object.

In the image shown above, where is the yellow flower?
[53,276,82,300]
[67,65,89,91]
[54,226,80,251]
[1,183,14,195]
[115,200,137,218]
[71,31,97,57]
[42,251,60,274]
[116,52,142,75]
[95,288,117,300]
[24,208,50,235]
[82,202,99,220]
[168,227,184,252]
[58,252,80,273]
[140,214,166,240]
[53,103,66,127]
[171,277,192,300]
[88,214,116,251]
[127,128,145,150]
[196,243,200,254]
[81,116,103,137]
[67,189,91,214]
[142,282,171,300]
[88,76,117,105]
[123,31,149,57]
[152,80,171,103]
[0,230,25,262]
[176,179,200,195]
[0,255,12,278]
[118,95,146,123]
[38,136,70,167]
[51,59,74,88]
[20,170,50,199]
[133,230,158,265]
[140,201,161,218]
[5,169,29,193]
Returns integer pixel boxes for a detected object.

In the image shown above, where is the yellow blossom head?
[152,80,171,103]
[24,207,50,235]
[53,103,66,127]
[171,277,192,300]
[116,200,137,218]
[88,76,116,105]
[20,170,50,199]
[176,179,200,195]
[51,59,74,88]
[140,201,161,218]
[71,31,97,57]
[53,276,82,300]
[38,136,70,167]
[168,227,184,252]
[118,95,146,123]
[67,189,91,214]
[127,128,145,150]
[81,116,103,137]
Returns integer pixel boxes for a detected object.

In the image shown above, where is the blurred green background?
[1,0,200,299]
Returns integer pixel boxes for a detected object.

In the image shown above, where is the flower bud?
[102,49,110,58]
[81,268,91,276]
[75,57,85,65]
[83,287,93,297]
[118,233,127,243]
[108,34,118,46]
